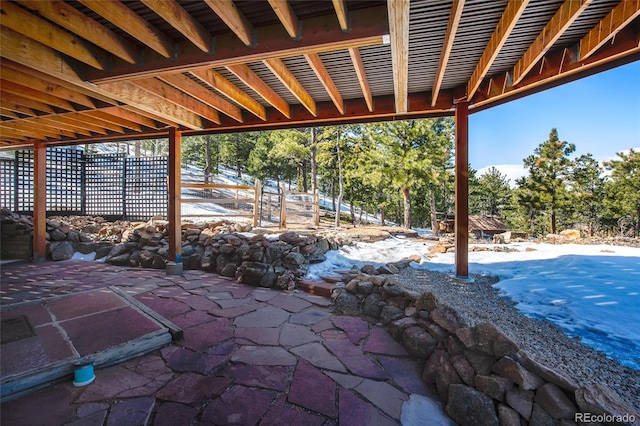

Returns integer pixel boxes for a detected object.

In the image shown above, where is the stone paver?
[0,261,453,425]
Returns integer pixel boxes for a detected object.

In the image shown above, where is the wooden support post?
[253,179,261,227]
[167,127,182,268]
[455,100,469,278]
[279,183,287,229]
[314,189,320,227]
[32,141,47,261]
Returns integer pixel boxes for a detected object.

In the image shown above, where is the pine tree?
[475,167,511,216]
[519,128,575,234]
[570,153,605,236]
[603,149,640,236]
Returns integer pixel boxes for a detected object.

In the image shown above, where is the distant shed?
[469,215,507,238]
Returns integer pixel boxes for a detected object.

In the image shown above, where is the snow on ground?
[308,239,640,369]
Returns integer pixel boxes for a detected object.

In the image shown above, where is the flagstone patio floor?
[0,260,453,425]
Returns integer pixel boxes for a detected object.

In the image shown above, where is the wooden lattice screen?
[0,158,15,211]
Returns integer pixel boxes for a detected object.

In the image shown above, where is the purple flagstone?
[233,306,290,328]
[220,364,289,392]
[354,378,408,420]
[170,310,218,329]
[210,303,261,319]
[331,315,370,344]
[155,373,231,404]
[66,409,107,426]
[363,326,409,356]
[231,345,297,366]
[338,388,398,426]
[378,355,435,396]
[164,347,228,374]
[135,294,191,318]
[0,387,74,426]
[261,397,326,426]
[267,293,312,313]
[279,322,321,347]
[76,402,109,418]
[76,366,153,402]
[105,396,155,426]
[180,319,233,351]
[201,385,276,425]
[290,309,332,325]
[323,337,388,379]
[290,342,347,372]
[152,402,198,426]
[234,326,280,345]
[287,359,337,417]
[179,294,218,311]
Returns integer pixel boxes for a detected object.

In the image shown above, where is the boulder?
[403,326,437,359]
[50,241,75,261]
[445,384,498,426]
[559,229,581,239]
[491,357,545,390]
[534,383,576,420]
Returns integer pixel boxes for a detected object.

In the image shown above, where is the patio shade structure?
[0,0,639,277]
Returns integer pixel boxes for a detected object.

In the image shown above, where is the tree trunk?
[402,187,411,229]
[551,210,557,234]
[379,208,386,226]
[331,181,336,212]
[235,134,241,178]
[204,136,212,184]
[430,188,438,236]
[350,201,356,224]
[135,141,141,157]
[335,128,344,228]
[310,128,317,194]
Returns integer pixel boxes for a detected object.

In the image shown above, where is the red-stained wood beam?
[455,100,469,278]
[33,141,47,261]
[167,127,182,266]
[580,0,640,60]
[432,0,466,106]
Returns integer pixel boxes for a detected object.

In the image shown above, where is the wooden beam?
[29,116,92,136]
[167,127,182,264]
[454,101,469,278]
[467,0,529,99]
[80,110,142,132]
[129,78,221,125]
[99,107,160,129]
[64,113,125,134]
[0,92,56,114]
[86,5,388,83]
[432,0,466,107]
[203,0,254,46]
[16,119,77,138]
[580,0,640,60]
[226,64,291,118]
[305,53,344,114]
[158,74,243,122]
[263,58,317,117]
[0,121,66,139]
[122,106,180,129]
[78,0,174,58]
[141,0,212,53]
[33,141,47,261]
[0,80,76,112]
[0,2,104,70]
[349,48,373,112]
[268,0,300,39]
[16,0,137,64]
[0,109,19,119]
[0,67,95,109]
[98,81,204,130]
[55,114,109,135]
[190,69,267,121]
[513,0,593,85]
[0,101,37,117]
[387,0,410,113]
[0,125,47,140]
[332,0,349,31]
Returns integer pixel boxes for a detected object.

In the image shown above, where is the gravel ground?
[396,267,640,412]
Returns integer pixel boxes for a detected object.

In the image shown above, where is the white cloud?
[477,164,528,188]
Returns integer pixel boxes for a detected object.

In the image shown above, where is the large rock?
[50,241,75,260]
[445,384,498,426]
[506,387,534,420]
[333,291,360,316]
[475,374,513,402]
[492,357,544,390]
[534,383,576,420]
[403,326,437,359]
[574,383,638,422]
[236,262,276,288]
[363,293,383,318]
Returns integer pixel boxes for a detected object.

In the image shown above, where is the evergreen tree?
[603,149,640,237]
[474,167,511,216]
[519,128,575,234]
[570,153,605,236]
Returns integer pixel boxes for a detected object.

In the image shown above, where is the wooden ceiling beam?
[32,116,93,136]
[0,127,30,141]
[56,114,109,135]
[80,111,141,132]
[0,80,76,112]
[467,0,529,100]
[141,0,212,53]
[0,125,47,141]
[98,107,159,130]
[0,101,37,117]
[0,109,20,119]
[513,0,593,85]
[0,67,95,109]
[387,0,410,114]
[432,0,466,107]
[128,78,220,125]
[190,69,267,121]
[16,0,137,64]
[332,0,349,31]
[226,64,291,118]
[268,0,300,39]
[203,0,254,46]
[0,92,56,114]
[349,48,373,112]
[0,2,105,70]
[86,5,388,83]
[0,121,72,139]
[65,113,125,134]
[158,74,243,123]
[580,0,640,61]
[305,53,344,115]
[263,58,317,117]
[121,106,180,129]
[78,0,174,58]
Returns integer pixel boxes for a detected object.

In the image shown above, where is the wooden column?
[167,127,182,264]
[33,141,47,261]
[454,100,469,278]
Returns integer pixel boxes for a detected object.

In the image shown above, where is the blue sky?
[469,60,640,181]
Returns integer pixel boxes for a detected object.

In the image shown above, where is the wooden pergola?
[1,0,639,277]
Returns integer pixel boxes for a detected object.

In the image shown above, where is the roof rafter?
[190,69,267,121]
[268,0,300,39]
[0,80,76,112]
[513,0,593,85]
[158,74,243,123]
[78,0,174,59]
[0,109,20,119]
[34,116,93,136]
[16,0,137,64]
[80,111,141,132]
[226,64,291,119]
[305,53,344,114]
[203,0,254,46]
[349,47,373,112]
[141,0,212,53]
[332,0,349,31]
[263,58,317,117]
[467,0,529,100]
[55,115,109,135]
[387,0,409,113]
[432,0,466,107]
[0,91,56,114]
[0,1,105,70]
[99,106,160,130]
[0,100,37,117]
[580,0,640,60]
